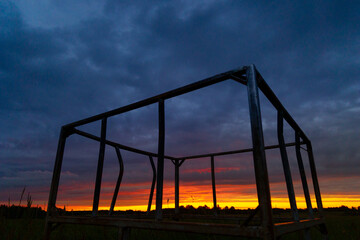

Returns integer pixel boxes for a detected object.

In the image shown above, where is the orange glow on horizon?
[21,176,360,212]
[52,181,360,211]
[56,195,360,212]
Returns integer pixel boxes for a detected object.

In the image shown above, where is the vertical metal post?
[307,143,328,240]
[246,64,274,239]
[44,127,69,239]
[156,99,165,220]
[109,146,124,215]
[210,155,217,215]
[147,156,156,214]
[175,159,180,215]
[306,141,324,214]
[277,111,299,222]
[46,127,68,214]
[295,132,314,219]
[92,118,107,216]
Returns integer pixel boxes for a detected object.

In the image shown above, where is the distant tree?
[185,205,195,210]
[185,205,195,214]
[339,205,349,211]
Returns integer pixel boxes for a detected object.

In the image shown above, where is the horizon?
[4,200,359,212]
[3,173,360,211]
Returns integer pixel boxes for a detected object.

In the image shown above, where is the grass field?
[1,207,360,240]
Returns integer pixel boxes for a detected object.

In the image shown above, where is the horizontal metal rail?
[74,128,304,161]
[48,215,263,238]
[274,218,324,236]
[182,142,305,160]
[73,129,178,160]
[48,215,324,238]
[65,67,247,129]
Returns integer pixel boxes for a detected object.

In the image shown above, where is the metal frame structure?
[44,65,328,239]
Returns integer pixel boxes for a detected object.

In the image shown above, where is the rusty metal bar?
[147,156,156,214]
[246,64,274,239]
[175,159,180,215]
[109,146,124,215]
[155,99,165,220]
[65,68,246,129]
[295,132,314,219]
[92,118,107,216]
[73,128,177,160]
[306,141,324,214]
[210,156,217,215]
[277,110,299,222]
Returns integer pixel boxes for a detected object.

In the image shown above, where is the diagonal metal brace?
[109,146,124,215]
[241,206,260,226]
[147,156,156,214]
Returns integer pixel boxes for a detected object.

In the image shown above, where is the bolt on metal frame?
[44,65,328,240]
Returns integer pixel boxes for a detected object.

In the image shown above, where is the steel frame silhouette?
[44,65,328,239]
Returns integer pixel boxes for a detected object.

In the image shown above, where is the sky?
[0,0,359,211]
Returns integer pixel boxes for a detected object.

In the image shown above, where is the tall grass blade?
[19,186,26,206]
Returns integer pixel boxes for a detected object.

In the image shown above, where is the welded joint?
[300,146,308,152]
[178,159,185,167]
[171,159,185,167]
[230,74,247,85]
[61,126,76,138]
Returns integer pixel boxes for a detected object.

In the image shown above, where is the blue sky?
[0,0,359,209]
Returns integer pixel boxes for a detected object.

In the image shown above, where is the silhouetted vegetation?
[1,204,360,239]
[0,205,45,219]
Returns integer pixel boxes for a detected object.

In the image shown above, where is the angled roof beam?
[256,69,310,143]
[65,67,247,128]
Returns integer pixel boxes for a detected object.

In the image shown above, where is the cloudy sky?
[1,0,359,210]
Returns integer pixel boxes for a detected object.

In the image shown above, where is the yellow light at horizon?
[56,195,360,212]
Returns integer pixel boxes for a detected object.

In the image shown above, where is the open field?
[1,207,360,240]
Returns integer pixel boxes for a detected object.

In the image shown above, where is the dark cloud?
[1,0,359,207]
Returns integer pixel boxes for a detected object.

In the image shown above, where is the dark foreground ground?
[1,206,360,240]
